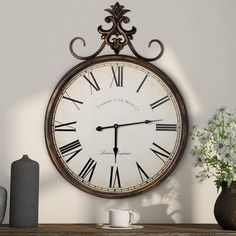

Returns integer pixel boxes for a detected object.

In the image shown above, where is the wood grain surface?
[0,224,236,236]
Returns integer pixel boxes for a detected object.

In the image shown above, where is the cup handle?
[129,210,136,225]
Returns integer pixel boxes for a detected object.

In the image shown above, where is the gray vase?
[10,155,39,227]
[0,186,7,224]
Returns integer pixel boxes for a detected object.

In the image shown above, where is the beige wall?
[0,0,235,224]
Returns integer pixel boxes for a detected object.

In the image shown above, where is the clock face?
[45,55,188,198]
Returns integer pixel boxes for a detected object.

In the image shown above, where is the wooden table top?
[0,223,236,235]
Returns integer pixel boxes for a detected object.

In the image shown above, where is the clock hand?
[113,124,118,163]
[118,119,162,128]
[96,124,114,131]
[96,119,161,131]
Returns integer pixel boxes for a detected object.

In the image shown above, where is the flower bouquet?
[191,107,236,191]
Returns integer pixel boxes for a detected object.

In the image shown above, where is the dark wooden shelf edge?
[0,224,236,236]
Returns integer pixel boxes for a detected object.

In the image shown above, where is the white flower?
[212,106,226,120]
[228,152,236,163]
[214,140,226,154]
[221,151,233,163]
[194,156,204,167]
[197,130,210,144]
[217,106,228,114]
[196,170,209,181]
[227,123,236,133]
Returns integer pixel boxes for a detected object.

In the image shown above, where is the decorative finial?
[69,2,164,61]
[97,2,136,55]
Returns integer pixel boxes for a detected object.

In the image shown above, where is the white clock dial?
[45,55,188,198]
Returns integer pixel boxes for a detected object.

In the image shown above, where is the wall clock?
[45,2,188,198]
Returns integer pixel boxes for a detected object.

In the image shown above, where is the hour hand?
[113,125,118,163]
[96,124,115,131]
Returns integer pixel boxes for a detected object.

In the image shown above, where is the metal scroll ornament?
[69,2,164,61]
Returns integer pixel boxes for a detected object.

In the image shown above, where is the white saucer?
[98,224,143,230]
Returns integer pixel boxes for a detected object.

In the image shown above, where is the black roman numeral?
[109,166,121,188]
[62,92,83,110]
[78,158,97,182]
[110,66,123,87]
[83,72,100,94]
[55,121,76,132]
[136,74,148,93]
[156,124,177,131]
[150,96,170,110]
[150,142,170,162]
[136,162,149,182]
[59,139,82,163]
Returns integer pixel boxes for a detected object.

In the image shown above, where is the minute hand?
[118,119,161,128]
[96,119,161,131]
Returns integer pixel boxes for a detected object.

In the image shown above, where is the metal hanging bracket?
[69,2,164,61]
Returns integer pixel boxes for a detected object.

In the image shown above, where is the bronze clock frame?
[44,2,188,198]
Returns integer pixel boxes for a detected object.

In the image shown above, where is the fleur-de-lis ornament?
[70,2,164,61]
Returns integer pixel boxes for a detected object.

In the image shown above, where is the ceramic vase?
[10,155,39,227]
[214,181,236,230]
[0,186,7,224]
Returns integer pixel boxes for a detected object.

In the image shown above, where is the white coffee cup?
[109,209,136,227]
